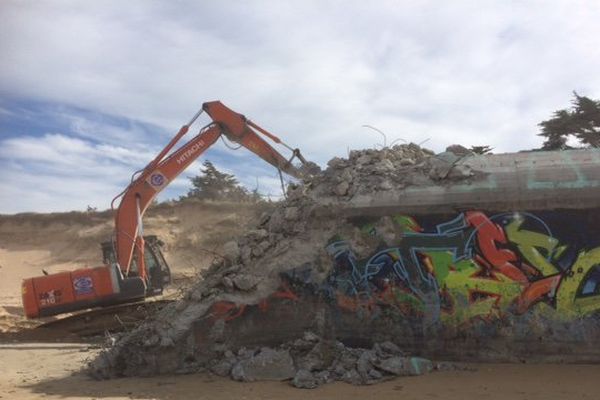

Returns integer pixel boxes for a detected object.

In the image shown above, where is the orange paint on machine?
[22,265,119,318]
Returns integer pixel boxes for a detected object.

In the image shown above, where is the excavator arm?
[112,101,307,281]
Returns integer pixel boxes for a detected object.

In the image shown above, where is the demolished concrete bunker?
[90,145,600,386]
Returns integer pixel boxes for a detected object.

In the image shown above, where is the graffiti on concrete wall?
[325,211,600,324]
[206,210,600,328]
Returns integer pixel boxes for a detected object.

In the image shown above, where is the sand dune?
[0,200,268,330]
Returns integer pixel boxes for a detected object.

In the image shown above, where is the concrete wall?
[194,208,600,363]
[93,149,600,378]
[316,149,600,216]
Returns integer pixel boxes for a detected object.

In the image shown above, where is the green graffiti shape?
[392,215,421,233]
[505,217,560,276]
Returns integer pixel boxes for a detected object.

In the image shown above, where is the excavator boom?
[114,101,307,278]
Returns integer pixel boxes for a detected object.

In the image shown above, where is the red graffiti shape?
[466,211,528,284]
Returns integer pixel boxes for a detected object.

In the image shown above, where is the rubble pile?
[90,143,479,384]
[307,143,475,199]
[203,331,465,389]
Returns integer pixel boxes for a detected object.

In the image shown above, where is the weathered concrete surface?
[230,348,295,382]
[315,149,600,217]
[89,146,600,386]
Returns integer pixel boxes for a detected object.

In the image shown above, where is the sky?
[1,1,599,214]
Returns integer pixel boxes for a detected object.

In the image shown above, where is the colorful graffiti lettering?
[325,211,600,324]
[204,210,600,330]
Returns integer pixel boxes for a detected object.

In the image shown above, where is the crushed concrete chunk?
[447,164,473,180]
[210,359,233,377]
[327,157,345,169]
[221,275,234,289]
[375,356,407,375]
[232,274,259,291]
[232,348,295,382]
[335,181,350,196]
[248,229,269,240]
[284,207,299,221]
[379,341,402,355]
[223,241,241,262]
[446,144,472,156]
[405,357,433,376]
[379,180,393,190]
[292,369,318,389]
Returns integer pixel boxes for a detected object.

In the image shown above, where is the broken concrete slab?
[222,241,241,262]
[231,348,295,382]
[292,369,319,389]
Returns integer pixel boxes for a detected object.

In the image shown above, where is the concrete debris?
[221,275,234,290]
[283,207,300,221]
[222,241,241,262]
[377,341,402,355]
[88,143,481,383]
[447,164,474,180]
[375,356,407,375]
[203,333,444,388]
[230,348,295,382]
[445,144,472,156]
[334,181,350,196]
[292,369,320,389]
[209,359,233,377]
[308,143,474,199]
[232,274,259,291]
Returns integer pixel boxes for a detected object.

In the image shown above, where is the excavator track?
[36,299,173,338]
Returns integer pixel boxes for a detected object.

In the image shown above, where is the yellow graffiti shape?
[423,251,523,324]
[555,247,600,318]
[443,258,523,323]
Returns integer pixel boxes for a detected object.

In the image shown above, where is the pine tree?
[469,145,493,155]
[186,161,249,200]
[573,94,600,147]
[538,92,600,150]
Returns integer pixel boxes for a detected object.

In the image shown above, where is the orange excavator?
[22,101,309,319]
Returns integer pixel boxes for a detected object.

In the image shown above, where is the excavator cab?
[101,235,171,295]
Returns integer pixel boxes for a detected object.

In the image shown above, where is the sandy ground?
[0,202,266,332]
[0,344,598,400]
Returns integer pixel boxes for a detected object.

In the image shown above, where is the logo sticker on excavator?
[39,289,62,306]
[147,171,168,191]
[73,276,94,295]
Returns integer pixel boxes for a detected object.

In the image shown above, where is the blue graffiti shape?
[581,265,600,296]
[325,213,479,323]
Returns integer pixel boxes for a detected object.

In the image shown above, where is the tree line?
[182,160,263,202]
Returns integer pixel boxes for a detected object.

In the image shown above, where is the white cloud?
[1,0,600,212]
[0,167,121,214]
[0,132,149,212]
[0,125,288,213]
[0,133,153,173]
